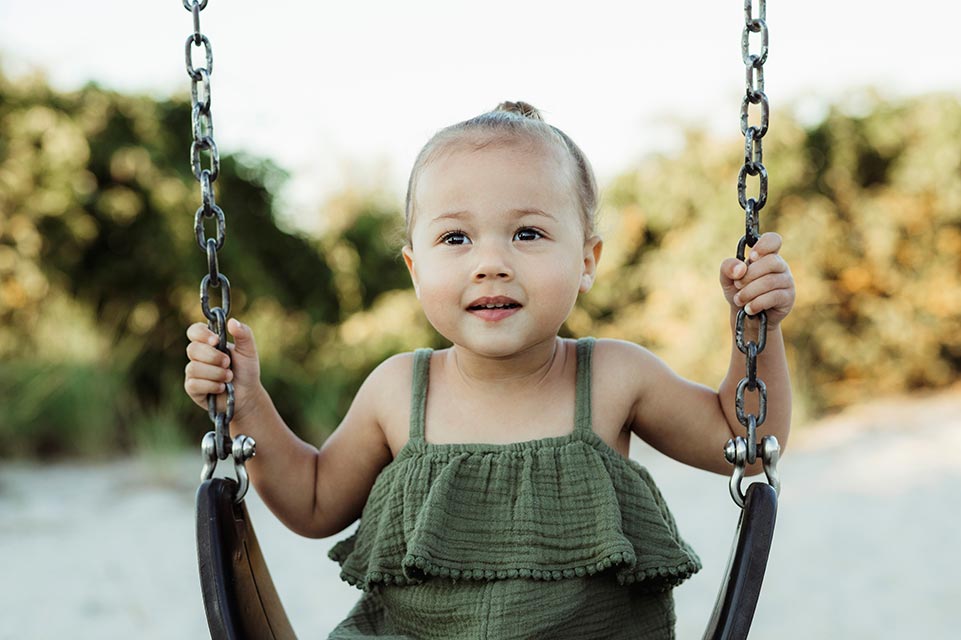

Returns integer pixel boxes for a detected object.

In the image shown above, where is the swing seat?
[197,477,298,640]
[703,481,778,640]
[196,478,775,640]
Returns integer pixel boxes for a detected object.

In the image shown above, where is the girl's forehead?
[428,138,570,174]
[415,143,577,215]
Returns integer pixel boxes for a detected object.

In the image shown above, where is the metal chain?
[726,0,780,508]
[183,0,254,501]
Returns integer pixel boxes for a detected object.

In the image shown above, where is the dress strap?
[409,348,433,442]
[574,337,596,435]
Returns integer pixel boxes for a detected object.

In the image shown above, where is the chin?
[456,333,556,359]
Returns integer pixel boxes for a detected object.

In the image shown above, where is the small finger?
[741,254,788,286]
[721,258,747,282]
[742,289,789,316]
[186,322,215,344]
[187,342,231,367]
[186,361,233,382]
[748,232,782,261]
[733,273,793,308]
[186,378,227,397]
[187,322,220,346]
[731,261,747,280]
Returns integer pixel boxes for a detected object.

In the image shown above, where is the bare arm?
[186,319,404,538]
[229,361,399,538]
[624,232,794,476]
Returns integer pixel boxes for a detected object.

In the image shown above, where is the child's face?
[403,142,602,358]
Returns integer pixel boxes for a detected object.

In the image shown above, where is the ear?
[579,235,603,293]
[402,244,421,299]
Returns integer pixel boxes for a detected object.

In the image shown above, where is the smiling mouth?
[467,302,522,311]
[466,297,522,321]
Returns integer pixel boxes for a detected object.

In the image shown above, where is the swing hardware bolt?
[725,434,780,508]
[235,435,256,461]
[727,437,749,509]
[761,435,781,496]
[724,439,737,465]
[200,432,256,503]
[231,435,256,503]
[200,431,218,481]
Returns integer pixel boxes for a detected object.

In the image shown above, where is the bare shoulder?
[591,337,732,472]
[358,351,417,455]
[359,351,416,417]
[364,351,416,391]
[591,337,686,406]
[586,338,669,443]
[591,338,665,384]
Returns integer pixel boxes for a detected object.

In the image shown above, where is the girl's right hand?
[184,318,263,421]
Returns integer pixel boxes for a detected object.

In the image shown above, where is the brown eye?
[513,228,543,242]
[441,231,470,245]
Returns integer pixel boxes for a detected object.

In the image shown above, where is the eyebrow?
[428,208,558,225]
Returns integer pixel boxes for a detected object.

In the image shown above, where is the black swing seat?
[703,481,778,640]
[197,477,298,640]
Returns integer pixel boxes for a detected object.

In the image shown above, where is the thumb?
[719,258,747,307]
[720,258,747,286]
[227,318,258,357]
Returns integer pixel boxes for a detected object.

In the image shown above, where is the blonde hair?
[403,101,598,243]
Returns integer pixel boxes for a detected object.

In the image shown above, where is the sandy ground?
[1,390,959,639]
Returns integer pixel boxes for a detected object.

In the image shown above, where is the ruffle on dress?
[329,430,701,594]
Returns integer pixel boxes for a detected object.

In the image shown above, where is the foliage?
[1,68,959,457]
[0,69,341,455]
[584,90,961,421]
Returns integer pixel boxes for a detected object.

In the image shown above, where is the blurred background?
[0,1,959,638]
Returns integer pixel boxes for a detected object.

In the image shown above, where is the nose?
[471,246,514,282]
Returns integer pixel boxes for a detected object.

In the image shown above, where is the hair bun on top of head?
[495,101,544,121]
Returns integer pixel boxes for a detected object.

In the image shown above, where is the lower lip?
[468,306,521,322]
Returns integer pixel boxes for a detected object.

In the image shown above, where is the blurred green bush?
[0,69,958,457]
[589,91,961,422]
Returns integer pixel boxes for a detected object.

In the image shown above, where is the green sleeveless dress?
[328,338,701,639]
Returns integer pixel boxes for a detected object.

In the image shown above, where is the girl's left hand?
[719,232,796,328]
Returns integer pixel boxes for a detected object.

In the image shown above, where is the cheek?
[530,259,583,303]
[415,265,462,305]
[415,275,463,336]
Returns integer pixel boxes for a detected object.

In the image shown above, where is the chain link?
[183,1,253,492]
[727,0,780,507]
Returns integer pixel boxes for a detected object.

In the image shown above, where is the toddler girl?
[184,101,795,639]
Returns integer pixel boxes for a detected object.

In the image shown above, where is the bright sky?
[2,1,958,234]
